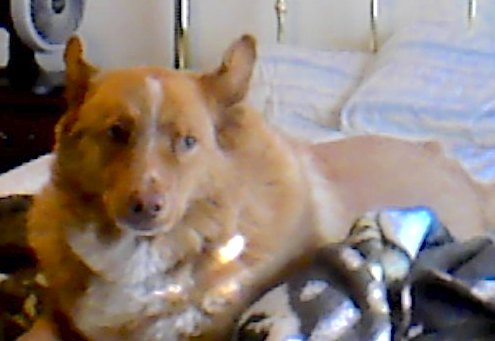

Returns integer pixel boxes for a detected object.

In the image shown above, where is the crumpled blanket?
[0,195,41,341]
[2,195,495,341]
[233,207,495,341]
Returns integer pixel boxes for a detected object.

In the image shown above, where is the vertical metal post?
[468,0,477,28]
[275,0,288,43]
[174,0,190,69]
[370,0,379,52]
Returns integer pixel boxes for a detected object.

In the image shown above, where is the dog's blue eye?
[183,136,197,149]
[175,135,197,153]
[108,123,130,144]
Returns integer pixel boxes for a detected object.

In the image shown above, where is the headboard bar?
[174,0,190,69]
[468,0,477,27]
[370,0,379,52]
[275,0,288,43]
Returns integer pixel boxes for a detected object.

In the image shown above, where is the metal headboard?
[468,0,477,27]
[174,0,190,69]
[174,0,478,69]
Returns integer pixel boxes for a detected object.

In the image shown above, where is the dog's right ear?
[200,35,257,109]
[64,36,98,108]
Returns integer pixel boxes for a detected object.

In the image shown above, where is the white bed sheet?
[248,44,371,140]
[0,154,53,196]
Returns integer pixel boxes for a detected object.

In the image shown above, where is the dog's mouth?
[114,217,175,237]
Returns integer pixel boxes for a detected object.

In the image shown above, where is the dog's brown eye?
[175,135,197,153]
[108,123,130,144]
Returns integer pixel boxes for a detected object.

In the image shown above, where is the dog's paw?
[201,280,242,314]
[174,306,209,337]
[202,293,231,314]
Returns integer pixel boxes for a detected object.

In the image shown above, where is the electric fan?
[0,0,86,94]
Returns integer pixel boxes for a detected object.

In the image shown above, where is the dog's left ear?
[201,35,257,108]
[64,35,98,108]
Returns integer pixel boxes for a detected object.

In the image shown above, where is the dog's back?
[311,136,489,241]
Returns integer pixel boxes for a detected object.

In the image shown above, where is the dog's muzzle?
[117,191,166,234]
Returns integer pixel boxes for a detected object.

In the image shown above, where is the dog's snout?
[114,171,170,232]
[129,191,164,218]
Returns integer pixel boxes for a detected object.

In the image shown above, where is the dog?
[22,34,494,340]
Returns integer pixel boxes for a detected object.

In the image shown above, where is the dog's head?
[54,35,257,236]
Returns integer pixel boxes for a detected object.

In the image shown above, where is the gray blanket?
[233,207,495,341]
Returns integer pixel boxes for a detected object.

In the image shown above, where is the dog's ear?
[57,36,98,140]
[201,35,257,108]
[64,35,98,108]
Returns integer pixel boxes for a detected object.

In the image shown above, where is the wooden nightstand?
[0,87,66,173]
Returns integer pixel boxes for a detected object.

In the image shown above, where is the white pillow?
[340,22,495,181]
[247,44,371,139]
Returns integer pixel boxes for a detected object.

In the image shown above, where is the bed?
[0,0,494,189]
[2,1,495,339]
[240,0,495,185]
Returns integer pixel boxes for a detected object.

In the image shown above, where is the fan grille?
[31,0,84,45]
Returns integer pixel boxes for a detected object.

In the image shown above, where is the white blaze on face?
[144,76,164,156]
[142,76,166,186]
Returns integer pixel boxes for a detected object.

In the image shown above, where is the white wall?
[77,0,173,69]
[2,0,493,72]
[35,0,174,71]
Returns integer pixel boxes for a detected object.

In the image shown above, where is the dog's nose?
[130,196,162,215]
[124,191,164,229]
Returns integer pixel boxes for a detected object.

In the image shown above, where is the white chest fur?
[67,225,194,337]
